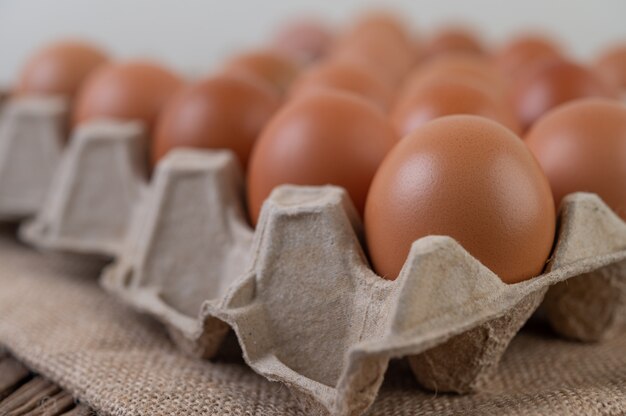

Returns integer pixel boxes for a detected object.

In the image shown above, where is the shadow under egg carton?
[101,149,626,416]
[20,119,148,257]
[0,96,67,220]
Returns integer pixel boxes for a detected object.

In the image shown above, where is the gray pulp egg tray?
[0,96,67,220]
[10,119,626,416]
[20,119,147,256]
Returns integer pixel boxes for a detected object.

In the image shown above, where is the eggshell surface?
[152,75,280,168]
[330,36,412,87]
[365,115,555,283]
[494,35,562,78]
[17,40,108,99]
[224,50,301,95]
[509,60,618,131]
[247,90,398,224]
[595,44,626,91]
[399,54,507,102]
[271,19,333,63]
[392,80,520,135]
[525,98,626,220]
[331,14,415,87]
[424,27,485,58]
[345,11,414,53]
[72,61,183,131]
[289,61,392,109]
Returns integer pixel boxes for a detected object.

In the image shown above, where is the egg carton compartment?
[101,149,626,416]
[542,196,626,342]
[204,189,626,415]
[0,96,67,220]
[102,148,253,357]
[20,119,148,256]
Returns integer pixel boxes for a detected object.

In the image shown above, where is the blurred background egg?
[72,60,184,131]
[509,59,619,131]
[345,11,415,53]
[594,43,626,92]
[152,74,280,168]
[525,98,626,219]
[223,50,301,95]
[16,40,108,99]
[494,34,563,79]
[330,35,413,88]
[270,18,334,64]
[365,115,555,283]
[247,90,398,224]
[330,12,416,87]
[423,25,485,59]
[391,79,520,136]
[397,53,508,104]
[289,60,392,109]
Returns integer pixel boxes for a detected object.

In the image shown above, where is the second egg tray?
[0,96,67,220]
[2,110,626,416]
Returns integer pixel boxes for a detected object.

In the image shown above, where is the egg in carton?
[0,96,67,220]
[101,148,626,416]
[19,119,147,256]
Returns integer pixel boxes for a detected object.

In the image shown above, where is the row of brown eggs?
[10,11,626,285]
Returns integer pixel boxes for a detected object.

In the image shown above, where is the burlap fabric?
[0,228,625,416]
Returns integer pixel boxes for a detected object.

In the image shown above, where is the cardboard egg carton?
[542,200,626,342]
[0,96,67,220]
[102,148,253,357]
[102,149,626,416]
[20,119,148,257]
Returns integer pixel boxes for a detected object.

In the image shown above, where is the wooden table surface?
[0,351,94,416]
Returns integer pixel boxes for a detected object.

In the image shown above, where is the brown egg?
[247,90,398,225]
[365,115,555,283]
[525,98,626,219]
[152,75,280,168]
[331,13,415,87]
[346,11,414,53]
[392,80,520,136]
[594,44,626,91]
[289,61,392,109]
[424,26,485,58]
[398,53,508,103]
[271,18,334,63]
[72,61,183,131]
[494,34,562,79]
[509,60,618,131]
[223,50,301,95]
[331,35,414,87]
[16,40,108,99]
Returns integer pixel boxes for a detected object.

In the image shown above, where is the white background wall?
[1,0,625,87]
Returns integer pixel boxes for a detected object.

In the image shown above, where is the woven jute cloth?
[0,228,625,416]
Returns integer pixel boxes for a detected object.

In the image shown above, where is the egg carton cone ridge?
[19,119,147,256]
[0,96,66,220]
